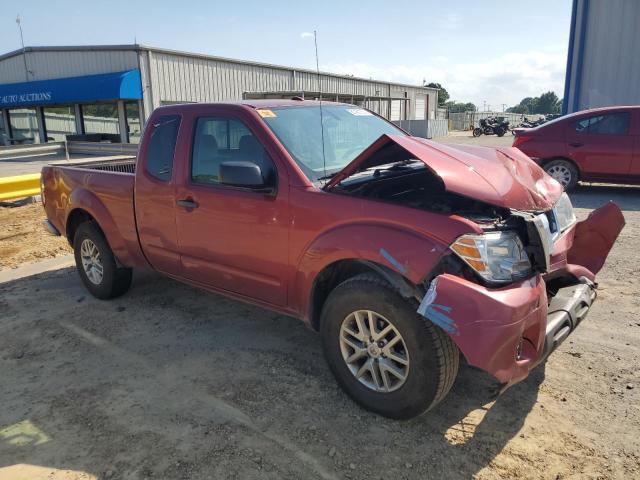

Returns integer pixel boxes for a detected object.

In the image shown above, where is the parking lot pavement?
[433,131,515,148]
[1,188,639,479]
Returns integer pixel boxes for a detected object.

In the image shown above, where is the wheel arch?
[308,259,420,331]
[66,208,98,246]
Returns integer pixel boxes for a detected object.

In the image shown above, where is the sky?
[1,0,573,108]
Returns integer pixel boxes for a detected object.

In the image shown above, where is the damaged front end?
[415,198,624,388]
[326,134,625,387]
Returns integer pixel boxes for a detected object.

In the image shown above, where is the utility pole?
[483,100,487,112]
[501,103,507,112]
[16,15,29,81]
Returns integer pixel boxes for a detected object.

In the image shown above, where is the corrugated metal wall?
[0,46,437,123]
[566,0,640,112]
[145,49,435,121]
[0,49,139,84]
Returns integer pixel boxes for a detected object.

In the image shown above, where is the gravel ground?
[0,203,70,270]
[1,135,639,479]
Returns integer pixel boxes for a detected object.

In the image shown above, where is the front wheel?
[543,159,579,191]
[472,127,482,137]
[320,274,459,419]
[73,222,132,299]
[496,127,505,137]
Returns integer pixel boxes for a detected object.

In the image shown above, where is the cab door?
[566,111,633,179]
[134,113,182,274]
[173,108,290,306]
[627,109,640,177]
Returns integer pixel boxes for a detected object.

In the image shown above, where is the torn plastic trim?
[417,277,459,335]
[379,247,407,274]
[360,260,420,300]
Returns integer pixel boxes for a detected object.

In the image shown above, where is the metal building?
[0,44,438,145]
[563,0,640,113]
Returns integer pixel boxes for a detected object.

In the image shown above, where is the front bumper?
[538,279,596,365]
[417,202,623,387]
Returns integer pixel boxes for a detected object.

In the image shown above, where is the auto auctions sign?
[0,91,52,106]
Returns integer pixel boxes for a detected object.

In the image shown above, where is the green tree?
[445,101,477,113]
[425,82,449,107]
[507,92,562,115]
[537,91,562,114]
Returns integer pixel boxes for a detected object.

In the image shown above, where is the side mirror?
[219,161,268,189]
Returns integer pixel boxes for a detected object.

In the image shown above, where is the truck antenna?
[314,30,327,184]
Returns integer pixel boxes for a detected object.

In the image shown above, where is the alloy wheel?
[339,310,410,393]
[80,238,104,285]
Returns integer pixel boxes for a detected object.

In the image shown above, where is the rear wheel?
[544,159,579,191]
[73,222,132,299]
[320,274,459,419]
[472,127,482,137]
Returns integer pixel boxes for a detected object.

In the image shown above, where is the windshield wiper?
[317,172,337,180]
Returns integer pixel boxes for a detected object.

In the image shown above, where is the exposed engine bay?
[332,161,554,279]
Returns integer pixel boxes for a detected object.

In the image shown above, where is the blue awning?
[0,69,142,108]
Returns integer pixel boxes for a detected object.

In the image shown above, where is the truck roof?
[155,99,353,112]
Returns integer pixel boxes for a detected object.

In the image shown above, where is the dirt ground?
[1,137,639,479]
[0,203,70,270]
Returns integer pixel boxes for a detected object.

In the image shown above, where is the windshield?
[259,105,406,181]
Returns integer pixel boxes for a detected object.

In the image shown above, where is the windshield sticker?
[257,109,277,118]
[346,108,373,116]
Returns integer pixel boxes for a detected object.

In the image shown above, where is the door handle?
[176,198,199,209]
[569,142,583,148]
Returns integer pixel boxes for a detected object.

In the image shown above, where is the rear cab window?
[145,115,181,181]
[575,112,629,135]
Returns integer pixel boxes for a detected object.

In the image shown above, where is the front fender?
[292,223,449,319]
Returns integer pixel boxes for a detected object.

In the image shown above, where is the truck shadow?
[0,268,546,479]
[570,183,640,211]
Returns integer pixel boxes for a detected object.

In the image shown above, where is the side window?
[575,113,629,135]
[191,117,276,186]
[145,115,181,181]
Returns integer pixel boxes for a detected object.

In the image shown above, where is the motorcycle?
[473,117,510,137]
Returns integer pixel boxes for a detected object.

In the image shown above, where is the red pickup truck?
[41,100,624,419]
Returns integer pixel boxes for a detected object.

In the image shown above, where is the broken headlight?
[450,231,532,284]
[554,192,577,233]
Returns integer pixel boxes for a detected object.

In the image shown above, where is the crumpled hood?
[325,134,563,211]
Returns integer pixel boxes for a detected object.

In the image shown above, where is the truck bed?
[41,158,145,267]
[63,158,137,174]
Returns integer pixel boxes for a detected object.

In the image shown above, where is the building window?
[125,102,141,144]
[7,108,40,144]
[43,106,76,142]
[82,103,119,136]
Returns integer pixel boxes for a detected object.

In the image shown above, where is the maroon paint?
[513,106,640,184]
[41,100,624,388]
[327,134,564,211]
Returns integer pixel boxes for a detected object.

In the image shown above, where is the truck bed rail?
[63,159,136,174]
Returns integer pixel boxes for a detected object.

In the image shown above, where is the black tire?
[472,127,482,137]
[496,127,505,137]
[73,221,132,299]
[320,274,459,419]
[543,158,579,191]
